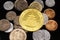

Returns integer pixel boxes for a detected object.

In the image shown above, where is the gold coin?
[44,8,55,19]
[6,11,17,21]
[45,20,58,31]
[19,9,44,31]
[9,29,27,40]
[28,1,43,11]
[0,19,10,31]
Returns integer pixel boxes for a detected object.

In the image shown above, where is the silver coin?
[3,1,14,10]
[5,23,13,33]
[33,29,51,40]
[42,13,48,25]
[34,0,44,8]
[45,0,55,7]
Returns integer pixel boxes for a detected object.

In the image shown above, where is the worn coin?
[6,11,17,21]
[9,29,27,40]
[0,19,10,31]
[44,8,55,19]
[45,20,58,31]
[3,1,14,10]
[19,9,44,31]
[28,1,43,11]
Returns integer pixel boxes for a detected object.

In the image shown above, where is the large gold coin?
[19,9,44,31]
[28,1,43,11]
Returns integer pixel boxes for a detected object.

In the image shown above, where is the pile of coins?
[0,0,58,40]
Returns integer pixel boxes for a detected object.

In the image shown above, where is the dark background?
[0,0,60,40]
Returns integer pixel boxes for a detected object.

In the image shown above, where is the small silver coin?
[5,23,13,33]
[45,0,55,7]
[3,1,14,10]
[42,13,48,25]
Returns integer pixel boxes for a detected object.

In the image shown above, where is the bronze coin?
[44,8,55,19]
[0,19,10,31]
[14,0,28,11]
[45,20,58,31]
[6,11,17,21]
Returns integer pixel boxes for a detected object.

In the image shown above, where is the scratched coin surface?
[45,20,58,31]
[9,29,27,40]
[0,19,10,31]
[5,23,13,33]
[33,29,51,40]
[6,11,17,21]
[3,1,14,10]
[45,0,55,7]
[28,1,43,11]
[19,9,44,31]
[14,0,28,11]
[44,8,55,19]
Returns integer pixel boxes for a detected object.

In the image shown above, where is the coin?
[45,20,58,31]
[34,0,44,8]
[14,0,28,11]
[42,13,48,25]
[9,29,27,40]
[19,9,44,31]
[0,19,10,31]
[3,1,14,10]
[5,23,13,33]
[44,8,55,19]
[14,16,20,25]
[45,0,55,7]
[28,1,43,11]
[33,29,51,40]
[6,11,17,21]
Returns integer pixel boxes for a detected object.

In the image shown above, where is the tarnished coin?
[3,1,14,10]
[5,23,13,33]
[6,11,17,21]
[45,20,58,31]
[42,13,48,25]
[44,8,55,19]
[9,29,27,40]
[28,1,43,11]
[14,0,28,11]
[19,9,44,31]
[0,19,10,31]
[45,0,55,7]
[34,0,44,8]
[14,16,20,25]
[33,29,51,40]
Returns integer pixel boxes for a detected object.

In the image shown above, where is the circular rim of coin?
[28,1,43,11]
[3,1,14,10]
[6,11,17,21]
[45,20,58,31]
[19,9,44,31]
[5,23,13,33]
[0,19,10,31]
[9,29,27,40]
[44,8,55,19]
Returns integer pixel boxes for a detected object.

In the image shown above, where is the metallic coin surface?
[45,0,55,7]
[34,0,44,8]
[42,13,48,25]
[44,8,55,19]
[0,19,10,31]
[45,20,58,31]
[28,1,43,11]
[3,1,14,10]
[19,9,44,31]
[14,0,28,11]
[9,29,27,40]
[14,16,20,25]
[33,29,51,40]
[5,23,13,33]
[6,11,17,21]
